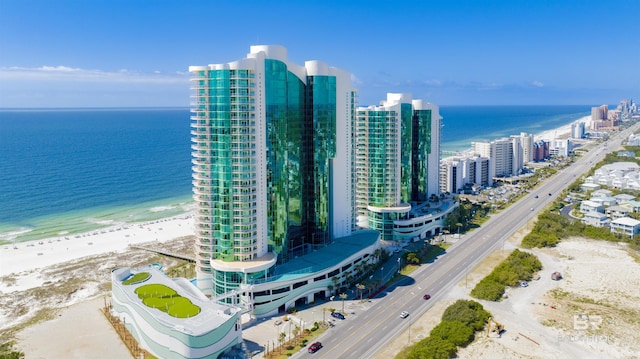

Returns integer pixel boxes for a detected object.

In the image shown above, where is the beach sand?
[535,115,591,142]
[0,214,194,278]
[15,296,131,359]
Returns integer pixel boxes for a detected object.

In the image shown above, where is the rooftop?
[113,267,240,335]
[254,230,380,284]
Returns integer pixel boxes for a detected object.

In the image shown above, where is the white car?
[400,311,409,318]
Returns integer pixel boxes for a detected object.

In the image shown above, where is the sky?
[0,0,638,108]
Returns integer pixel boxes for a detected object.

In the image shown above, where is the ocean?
[0,105,591,244]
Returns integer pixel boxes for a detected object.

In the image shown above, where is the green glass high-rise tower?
[355,93,441,241]
[189,46,357,296]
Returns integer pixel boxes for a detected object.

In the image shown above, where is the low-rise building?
[621,200,640,212]
[111,267,242,359]
[615,193,636,204]
[580,183,601,192]
[591,189,613,198]
[606,205,631,219]
[610,217,640,237]
[582,212,611,228]
[580,200,605,214]
[589,196,617,207]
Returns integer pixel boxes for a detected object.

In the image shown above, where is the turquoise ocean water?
[0,105,592,244]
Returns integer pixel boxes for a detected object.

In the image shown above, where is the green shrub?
[471,249,542,301]
[441,299,491,332]
[401,300,490,359]
[123,272,150,285]
[429,320,474,347]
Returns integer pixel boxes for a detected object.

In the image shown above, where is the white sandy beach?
[534,115,591,142]
[0,214,194,278]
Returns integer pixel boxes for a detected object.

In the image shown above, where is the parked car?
[423,294,431,300]
[400,311,409,318]
[331,311,345,320]
[308,342,322,353]
[520,281,529,287]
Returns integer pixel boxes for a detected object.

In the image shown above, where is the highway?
[295,123,638,359]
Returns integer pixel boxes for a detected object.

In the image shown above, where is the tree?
[292,325,300,345]
[278,332,286,353]
[417,336,457,359]
[441,299,490,331]
[406,252,420,265]
[356,283,365,300]
[339,293,347,312]
[430,320,474,347]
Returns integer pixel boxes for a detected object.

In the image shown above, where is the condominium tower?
[355,93,443,241]
[189,45,358,296]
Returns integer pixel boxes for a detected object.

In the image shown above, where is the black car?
[331,311,345,320]
[308,342,322,353]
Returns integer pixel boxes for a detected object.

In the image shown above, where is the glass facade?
[355,96,436,241]
[400,103,413,203]
[190,49,349,296]
[191,67,261,295]
[412,109,432,202]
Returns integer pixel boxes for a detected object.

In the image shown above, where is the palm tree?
[339,293,347,313]
[356,283,365,300]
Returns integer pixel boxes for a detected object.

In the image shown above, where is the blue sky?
[0,0,638,108]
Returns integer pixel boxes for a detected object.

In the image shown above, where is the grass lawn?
[123,272,151,285]
[135,283,200,318]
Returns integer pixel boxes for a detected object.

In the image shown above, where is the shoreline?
[0,114,592,278]
[0,195,194,245]
[443,114,591,158]
[0,213,195,278]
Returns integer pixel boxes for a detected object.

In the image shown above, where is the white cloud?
[0,66,189,84]
[531,80,544,87]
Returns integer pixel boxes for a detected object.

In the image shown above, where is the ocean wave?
[85,218,115,225]
[150,205,175,212]
[0,227,33,242]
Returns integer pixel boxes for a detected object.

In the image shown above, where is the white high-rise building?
[474,135,527,179]
[571,121,585,139]
[440,155,491,193]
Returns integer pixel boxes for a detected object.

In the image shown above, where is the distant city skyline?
[0,0,638,108]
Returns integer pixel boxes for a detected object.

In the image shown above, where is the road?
[295,124,638,359]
